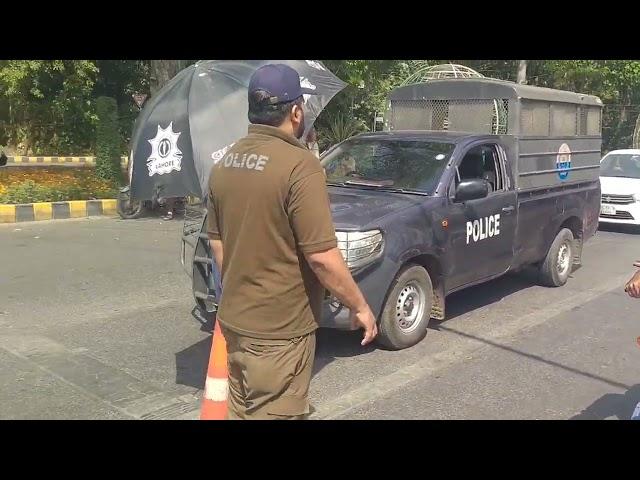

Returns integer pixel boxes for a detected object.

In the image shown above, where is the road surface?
[1,216,638,419]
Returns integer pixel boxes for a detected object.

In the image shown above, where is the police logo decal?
[466,214,501,245]
[147,122,183,177]
[556,143,572,180]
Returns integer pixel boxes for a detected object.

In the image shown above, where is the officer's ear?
[290,101,304,123]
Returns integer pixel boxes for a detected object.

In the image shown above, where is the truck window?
[322,138,456,194]
[454,144,505,194]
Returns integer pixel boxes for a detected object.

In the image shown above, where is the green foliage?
[0,60,149,156]
[316,60,640,153]
[0,60,99,154]
[95,96,122,184]
[0,179,117,204]
[2,59,640,156]
[318,114,368,151]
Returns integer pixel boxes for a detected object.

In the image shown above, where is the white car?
[599,149,640,225]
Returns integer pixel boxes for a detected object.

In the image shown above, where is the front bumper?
[319,298,353,330]
[599,200,640,225]
[318,256,398,330]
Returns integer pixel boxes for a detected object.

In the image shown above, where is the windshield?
[600,153,640,179]
[321,138,456,194]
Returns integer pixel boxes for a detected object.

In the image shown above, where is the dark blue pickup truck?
[184,78,603,350]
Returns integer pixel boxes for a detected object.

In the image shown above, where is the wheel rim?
[395,281,426,333]
[556,242,571,277]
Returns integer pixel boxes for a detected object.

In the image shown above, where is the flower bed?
[0,167,119,204]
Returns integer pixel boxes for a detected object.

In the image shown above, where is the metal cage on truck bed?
[387,78,604,190]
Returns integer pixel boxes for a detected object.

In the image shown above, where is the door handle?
[502,206,515,214]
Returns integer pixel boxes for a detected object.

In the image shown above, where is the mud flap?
[572,237,583,272]
[430,278,446,320]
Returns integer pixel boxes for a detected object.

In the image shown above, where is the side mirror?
[455,178,489,203]
[0,152,7,167]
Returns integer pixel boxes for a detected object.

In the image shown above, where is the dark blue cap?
[248,64,318,105]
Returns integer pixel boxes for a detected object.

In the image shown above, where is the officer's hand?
[624,270,640,298]
[350,304,378,346]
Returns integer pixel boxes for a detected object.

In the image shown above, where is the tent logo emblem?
[158,138,171,158]
[299,77,317,103]
[147,122,183,176]
[305,60,325,71]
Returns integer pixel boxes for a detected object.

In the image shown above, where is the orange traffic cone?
[200,320,228,420]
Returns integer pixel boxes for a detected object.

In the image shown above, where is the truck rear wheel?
[377,265,433,350]
[538,228,574,287]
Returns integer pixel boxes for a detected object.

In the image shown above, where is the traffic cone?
[200,320,228,420]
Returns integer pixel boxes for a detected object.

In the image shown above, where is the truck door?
[447,143,517,289]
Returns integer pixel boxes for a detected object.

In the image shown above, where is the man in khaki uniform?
[207,64,377,420]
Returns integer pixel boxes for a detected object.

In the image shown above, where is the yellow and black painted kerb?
[6,156,128,167]
[0,199,117,223]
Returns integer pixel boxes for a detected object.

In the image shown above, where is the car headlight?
[336,229,384,270]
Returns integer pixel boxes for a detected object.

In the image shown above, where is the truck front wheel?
[538,228,574,287]
[377,265,433,350]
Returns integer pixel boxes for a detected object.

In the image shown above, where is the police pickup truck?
[185,78,603,350]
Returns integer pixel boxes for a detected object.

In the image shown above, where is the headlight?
[336,229,384,270]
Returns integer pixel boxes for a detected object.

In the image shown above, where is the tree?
[95,60,150,150]
[0,60,99,154]
[316,60,407,150]
[517,60,527,84]
[149,60,181,95]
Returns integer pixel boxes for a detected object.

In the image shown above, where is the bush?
[316,113,368,152]
[95,96,123,184]
[0,168,118,204]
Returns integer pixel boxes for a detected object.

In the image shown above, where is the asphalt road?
[1,216,639,419]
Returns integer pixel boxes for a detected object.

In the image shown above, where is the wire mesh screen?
[449,100,492,133]
[521,101,550,136]
[390,98,510,134]
[578,107,588,136]
[587,107,601,136]
[389,100,433,130]
[551,103,578,136]
[432,100,449,130]
[492,99,509,135]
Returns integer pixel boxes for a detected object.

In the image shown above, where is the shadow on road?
[444,270,539,321]
[174,308,215,390]
[432,323,633,394]
[175,335,212,390]
[175,268,546,389]
[174,308,373,389]
[571,384,640,420]
[313,328,374,377]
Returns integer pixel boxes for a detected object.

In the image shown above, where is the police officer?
[207,64,377,420]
